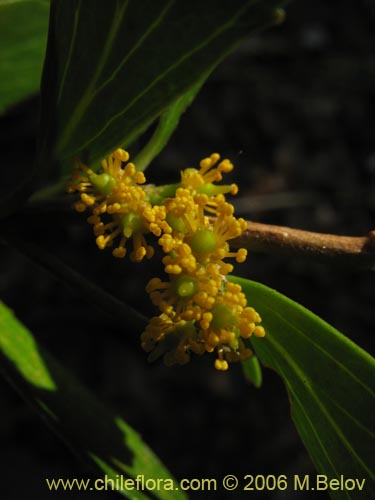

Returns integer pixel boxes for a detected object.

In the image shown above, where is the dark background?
[0,1,374,499]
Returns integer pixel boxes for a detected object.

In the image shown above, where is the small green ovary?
[211,303,236,329]
[173,275,198,298]
[120,212,144,238]
[89,173,116,196]
[166,213,187,233]
[191,228,217,253]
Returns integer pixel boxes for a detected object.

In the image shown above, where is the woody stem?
[231,221,375,270]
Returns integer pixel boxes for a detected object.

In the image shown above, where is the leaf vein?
[265,334,375,479]
[93,0,176,98]
[261,299,375,397]
[287,384,342,476]
[57,0,81,104]
[68,0,258,154]
[58,0,129,150]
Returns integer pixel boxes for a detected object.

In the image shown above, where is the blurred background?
[0,0,374,498]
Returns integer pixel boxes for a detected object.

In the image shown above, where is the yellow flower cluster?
[142,153,264,370]
[67,149,265,370]
[67,149,168,261]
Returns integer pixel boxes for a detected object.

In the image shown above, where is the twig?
[6,196,375,269]
[232,221,375,270]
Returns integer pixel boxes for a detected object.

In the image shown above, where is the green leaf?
[231,276,375,500]
[0,301,185,500]
[38,0,286,171]
[0,0,49,113]
[242,355,263,388]
[133,76,206,172]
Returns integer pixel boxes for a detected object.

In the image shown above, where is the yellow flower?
[68,148,266,371]
[197,282,265,370]
[67,148,145,212]
[161,188,247,274]
[142,281,264,370]
[180,152,238,196]
[141,315,205,367]
[67,148,168,261]
[142,152,261,370]
[146,262,222,321]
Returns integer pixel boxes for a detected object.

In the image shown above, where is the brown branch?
[232,221,375,270]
